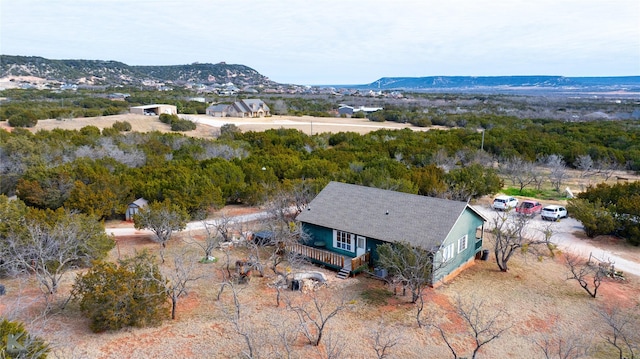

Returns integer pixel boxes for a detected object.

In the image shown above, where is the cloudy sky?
[1,0,639,84]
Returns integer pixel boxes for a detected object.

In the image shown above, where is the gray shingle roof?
[207,104,231,112]
[241,99,270,112]
[296,181,484,249]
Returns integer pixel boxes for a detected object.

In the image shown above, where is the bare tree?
[368,321,403,359]
[317,332,344,359]
[594,157,622,181]
[215,243,236,300]
[260,193,312,306]
[263,183,311,227]
[533,156,548,191]
[286,292,348,347]
[184,221,221,261]
[376,241,433,304]
[376,241,438,327]
[211,211,236,243]
[4,216,112,304]
[499,156,537,192]
[491,212,554,272]
[574,154,594,179]
[266,316,299,359]
[545,154,569,192]
[433,148,458,173]
[433,295,511,359]
[564,254,609,298]
[267,223,310,306]
[533,326,592,359]
[224,280,261,359]
[595,304,639,359]
[133,200,189,263]
[162,249,204,320]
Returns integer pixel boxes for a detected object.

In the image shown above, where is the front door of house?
[356,236,366,257]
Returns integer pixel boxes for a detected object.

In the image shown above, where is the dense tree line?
[1,111,638,221]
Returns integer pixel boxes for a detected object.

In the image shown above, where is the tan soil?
[2,214,639,359]
[0,113,436,137]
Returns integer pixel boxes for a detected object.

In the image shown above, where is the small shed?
[125,198,148,221]
[130,104,177,116]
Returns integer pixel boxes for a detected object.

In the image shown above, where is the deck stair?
[336,268,350,279]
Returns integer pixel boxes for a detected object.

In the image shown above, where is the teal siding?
[301,206,485,284]
[301,223,332,246]
[366,238,387,263]
[301,223,356,258]
[433,209,485,282]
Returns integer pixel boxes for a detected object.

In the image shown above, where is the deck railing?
[351,252,370,271]
[288,243,345,269]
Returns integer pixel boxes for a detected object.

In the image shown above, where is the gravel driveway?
[473,204,640,277]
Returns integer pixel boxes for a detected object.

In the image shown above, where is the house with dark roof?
[206,99,270,118]
[294,182,487,284]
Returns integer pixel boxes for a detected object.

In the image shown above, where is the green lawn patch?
[503,187,569,201]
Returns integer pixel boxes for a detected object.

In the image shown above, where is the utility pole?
[481,129,485,151]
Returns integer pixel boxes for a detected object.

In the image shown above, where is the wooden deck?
[287,243,370,274]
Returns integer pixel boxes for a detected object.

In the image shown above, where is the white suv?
[541,205,568,221]
[492,195,518,211]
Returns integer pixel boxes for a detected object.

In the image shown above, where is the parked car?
[516,200,542,216]
[492,195,518,211]
[541,205,568,221]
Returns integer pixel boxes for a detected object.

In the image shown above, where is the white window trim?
[442,243,455,262]
[334,230,355,253]
[458,235,468,253]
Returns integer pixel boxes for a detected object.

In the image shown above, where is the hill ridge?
[0,55,274,87]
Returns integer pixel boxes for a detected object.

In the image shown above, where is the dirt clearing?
[2,218,638,358]
[0,113,434,138]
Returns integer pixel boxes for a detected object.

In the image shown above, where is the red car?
[516,200,542,216]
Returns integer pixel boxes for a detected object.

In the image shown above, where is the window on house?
[442,243,455,262]
[458,235,468,253]
[335,230,354,252]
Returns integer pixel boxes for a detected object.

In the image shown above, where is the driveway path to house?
[473,205,640,278]
[106,210,273,238]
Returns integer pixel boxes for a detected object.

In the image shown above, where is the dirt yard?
[2,207,639,358]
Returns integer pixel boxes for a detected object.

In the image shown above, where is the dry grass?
[2,221,639,359]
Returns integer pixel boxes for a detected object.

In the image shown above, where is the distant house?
[206,104,232,117]
[125,198,148,221]
[294,182,487,284]
[337,105,355,116]
[206,99,270,118]
[130,104,177,116]
[108,92,130,101]
[338,104,383,117]
[60,83,78,91]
